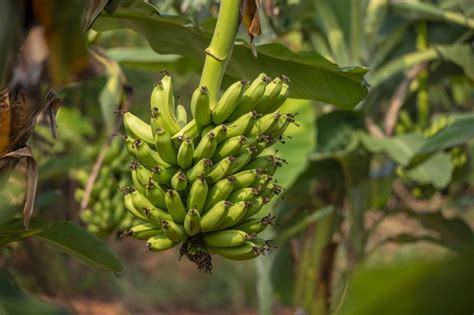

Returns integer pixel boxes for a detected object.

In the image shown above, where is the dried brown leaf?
[241,0,261,57]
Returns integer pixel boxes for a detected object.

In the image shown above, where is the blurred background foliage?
[0,0,473,314]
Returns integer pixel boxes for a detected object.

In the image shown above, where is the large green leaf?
[0,272,70,315]
[273,99,317,188]
[93,1,368,108]
[415,112,474,156]
[0,218,124,273]
[33,221,124,272]
[360,133,453,188]
[311,110,364,160]
[337,255,474,315]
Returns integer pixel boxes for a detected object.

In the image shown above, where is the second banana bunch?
[122,71,295,272]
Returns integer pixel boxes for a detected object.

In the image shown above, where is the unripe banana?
[213,135,248,161]
[134,139,170,169]
[217,201,251,230]
[253,77,283,114]
[143,206,174,225]
[232,169,260,191]
[186,159,213,183]
[184,209,201,236]
[200,200,232,232]
[243,154,278,173]
[206,156,236,184]
[154,128,178,165]
[234,214,275,234]
[225,111,260,140]
[211,80,246,124]
[171,170,188,191]
[208,241,261,260]
[191,86,211,127]
[193,131,217,162]
[232,146,256,173]
[161,220,186,242]
[150,75,181,135]
[128,223,162,240]
[172,119,199,141]
[130,190,156,216]
[177,138,194,169]
[269,113,296,138]
[151,165,178,185]
[165,190,187,223]
[150,107,168,136]
[263,81,290,114]
[250,112,282,136]
[203,230,250,248]
[204,176,235,212]
[176,99,188,126]
[146,233,176,251]
[228,186,261,203]
[260,183,283,199]
[124,135,138,159]
[123,112,155,146]
[145,180,167,209]
[123,191,147,220]
[187,177,208,214]
[211,124,229,144]
[227,73,270,121]
[130,161,151,194]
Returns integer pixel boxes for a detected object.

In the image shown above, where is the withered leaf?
[241,0,262,57]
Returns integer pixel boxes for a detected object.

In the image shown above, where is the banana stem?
[199,0,241,106]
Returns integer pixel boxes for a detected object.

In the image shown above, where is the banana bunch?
[74,138,142,237]
[122,72,295,272]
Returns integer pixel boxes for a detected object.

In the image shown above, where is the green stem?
[199,0,241,106]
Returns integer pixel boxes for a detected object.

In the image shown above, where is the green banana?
[191,86,211,127]
[184,209,201,236]
[123,190,146,220]
[165,189,187,223]
[203,230,250,248]
[187,176,208,214]
[150,75,181,135]
[176,99,188,126]
[171,169,188,191]
[147,233,176,251]
[206,156,236,184]
[253,76,283,114]
[232,146,256,173]
[128,223,162,240]
[161,220,186,242]
[151,165,178,185]
[225,111,260,140]
[250,112,282,136]
[216,201,251,230]
[232,169,260,191]
[186,158,213,183]
[211,80,246,124]
[211,124,229,144]
[130,190,156,215]
[130,161,151,194]
[242,196,270,220]
[154,128,178,165]
[228,186,260,203]
[204,176,235,212]
[144,206,173,226]
[227,73,270,121]
[172,119,199,141]
[177,138,194,169]
[243,154,278,173]
[264,81,290,114]
[134,139,169,169]
[260,183,283,199]
[193,131,217,162]
[208,241,261,260]
[213,135,248,161]
[145,179,167,209]
[200,200,232,232]
[123,112,154,146]
[234,214,275,234]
